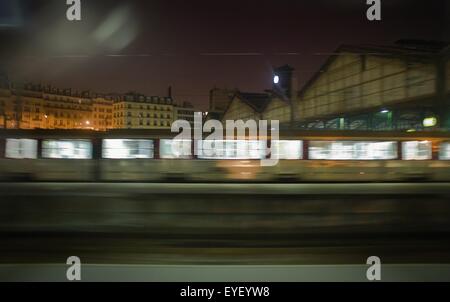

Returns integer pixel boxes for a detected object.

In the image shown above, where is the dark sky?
[0,0,448,109]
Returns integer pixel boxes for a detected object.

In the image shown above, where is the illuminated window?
[271,140,303,159]
[42,140,92,159]
[5,139,38,159]
[402,141,432,160]
[439,142,450,160]
[309,141,398,160]
[160,139,192,159]
[197,140,266,159]
[102,139,154,159]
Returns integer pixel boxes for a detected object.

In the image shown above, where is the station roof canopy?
[233,91,272,113]
[298,40,450,98]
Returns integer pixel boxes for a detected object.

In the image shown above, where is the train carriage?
[0,129,449,182]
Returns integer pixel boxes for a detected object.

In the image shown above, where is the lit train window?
[5,139,38,159]
[308,141,397,160]
[197,140,266,159]
[160,139,192,159]
[402,141,432,160]
[271,140,303,160]
[102,139,154,159]
[439,142,450,160]
[42,140,92,159]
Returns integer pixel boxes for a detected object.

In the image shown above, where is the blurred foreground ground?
[0,183,449,266]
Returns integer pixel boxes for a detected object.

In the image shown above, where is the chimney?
[167,86,172,98]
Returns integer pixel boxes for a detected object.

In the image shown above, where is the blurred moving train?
[0,129,449,182]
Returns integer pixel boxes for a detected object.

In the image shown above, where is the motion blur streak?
[0,183,449,266]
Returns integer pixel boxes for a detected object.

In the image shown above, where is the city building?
[221,42,450,131]
[112,92,174,129]
[293,41,450,130]
[0,81,177,131]
[0,82,96,130]
[208,88,236,120]
[41,88,93,130]
[92,96,113,131]
[2,40,448,132]
[261,91,292,125]
[221,65,297,127]
[0,88,13,129]
[222,92,271,122]
[174,101,197,126]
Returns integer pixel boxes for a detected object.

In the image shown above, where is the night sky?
[0,0,448,109]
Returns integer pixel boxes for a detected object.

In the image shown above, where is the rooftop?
[235,91,271,113]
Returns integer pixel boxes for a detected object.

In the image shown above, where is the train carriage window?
[309,141,397,160]
[197,140,266,159]
[160,139,192,159]
[5,139,38,159]
[271,140,303,160]
[102,139,154,159]
[439,142,450,160]
[402,141,432,160]
[197,140,226,159]
[42,140,92,159]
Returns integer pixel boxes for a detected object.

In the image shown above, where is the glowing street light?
[273,75,280,84]
[423,117,437,127]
